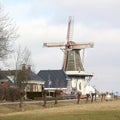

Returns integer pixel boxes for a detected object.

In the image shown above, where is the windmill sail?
[43,16,94,72]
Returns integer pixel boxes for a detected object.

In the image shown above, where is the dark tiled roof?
[0,72,6,80]
[37,70,69,88]
[0,71,14,86]
[1,70,43,86]
[27,71,43,81]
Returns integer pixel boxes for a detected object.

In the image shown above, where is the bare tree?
[14,46,32,85]
[0,4,17,60]
[13,46,32,110]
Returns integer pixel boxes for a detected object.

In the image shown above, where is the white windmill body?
[43,16,95,95]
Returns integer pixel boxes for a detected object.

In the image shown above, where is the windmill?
[43,16,94,72]
[43,16,94,94]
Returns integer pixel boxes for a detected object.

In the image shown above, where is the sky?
[1,0,120,93]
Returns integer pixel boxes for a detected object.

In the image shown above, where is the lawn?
[0,100,120,120]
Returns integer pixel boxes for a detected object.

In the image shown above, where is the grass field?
[0,100,120,120]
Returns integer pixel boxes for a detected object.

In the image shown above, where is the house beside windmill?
[1,65,45,99]
[19,65,45,92]
[43,16,96,95]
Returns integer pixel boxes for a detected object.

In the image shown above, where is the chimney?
[22,64,26,71]
[27,65,31,71]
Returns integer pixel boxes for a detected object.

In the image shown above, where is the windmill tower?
[43,16,94,95]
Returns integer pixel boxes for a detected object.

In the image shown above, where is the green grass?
[0,100,120,120]
[0,110,120,120]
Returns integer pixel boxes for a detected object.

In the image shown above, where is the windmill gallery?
[0,16,96,100]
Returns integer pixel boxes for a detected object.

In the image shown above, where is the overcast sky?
[1,0,120,93]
